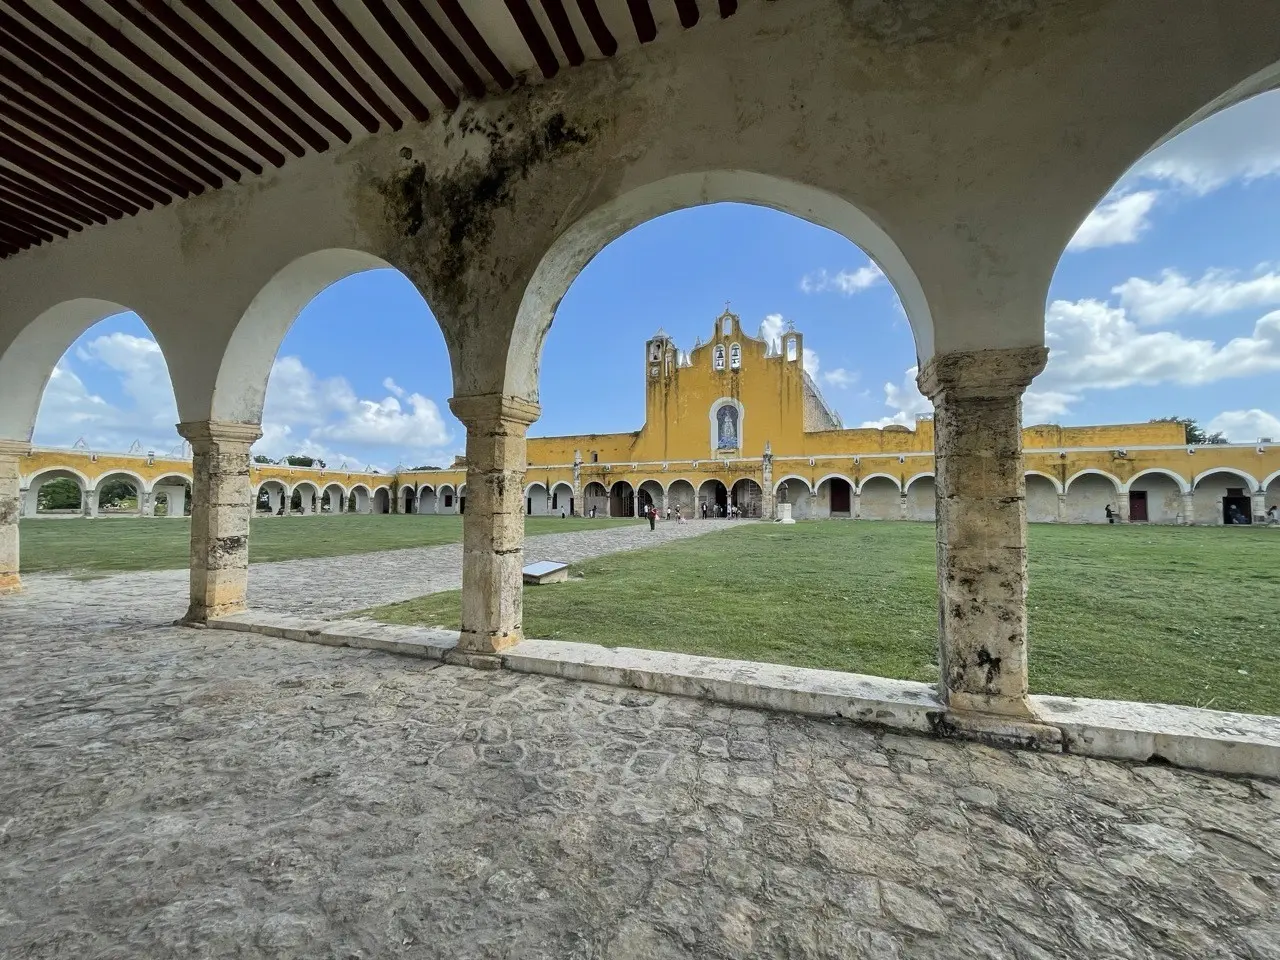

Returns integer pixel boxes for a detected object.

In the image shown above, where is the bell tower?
[645,327,676,453]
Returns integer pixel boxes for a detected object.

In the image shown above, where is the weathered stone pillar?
[761,443,775,519]
[448,394,540,654]
[83,488,98,519]
[1181,491,1195,525]
[1117,492,1130,523]
[140,490,154,517]
[899,494,909,520]
[0,440,30,595]
[572,451,582,517]
[1056,492,1066,522]
[1251,489,1267,523]
[851,492,861,520]
[917,346,1048,720]
[177,420,261,623]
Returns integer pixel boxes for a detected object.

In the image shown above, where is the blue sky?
[34,91,1280,468]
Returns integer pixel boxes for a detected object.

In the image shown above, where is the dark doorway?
[1129,490,1148,523]
[1223,488,1251,524]
[829,478,852,515]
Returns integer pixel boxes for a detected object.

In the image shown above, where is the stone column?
[851,492,861,520]
[20,486,34,518]
[1056,493,1066,522]
[83,488,98,519]
[177,420,262,623]
[1251,489,1266,523]
[917,346,1048,720]
[448,394,540,655]
[761,444,774,520]
[572,451,582,517]
[0,440,30,595]
[1181,491,1195,525]
[899,494,909,520]
[140,490,154,517]
[1117,492,1130,523]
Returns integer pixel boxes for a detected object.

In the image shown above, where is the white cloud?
[759,313,785,352]
[860,366,931,429]
[1022,390,1076,424]
[1205,409,1280,444]
[382,376,406,398]
[1113,268,1280,325]
[802,347,820,379]
[800,262,885,296]
[822,368,859,389]
[1127,91,1280,195]
[1067,191,1159,251]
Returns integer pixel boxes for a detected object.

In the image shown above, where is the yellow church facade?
[15,311,1280,526]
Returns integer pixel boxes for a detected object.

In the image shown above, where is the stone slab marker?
[177,420,262,623]
[0,439,31,594]
[449,394,540,654]
[918,346,1048,719]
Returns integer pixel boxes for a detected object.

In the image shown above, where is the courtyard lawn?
[369,521,1280,715]
[17,514,641,575]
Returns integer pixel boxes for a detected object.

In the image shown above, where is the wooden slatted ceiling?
[0,0,743,259]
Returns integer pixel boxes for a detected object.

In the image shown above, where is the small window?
[714,345,726,370]
[730,343,741,369]
[785,338,798,361]
[722,316,732,336]
[591,452,599,463]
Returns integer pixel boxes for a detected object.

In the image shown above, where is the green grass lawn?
[369,522,1280,715]
[17,514,641,574]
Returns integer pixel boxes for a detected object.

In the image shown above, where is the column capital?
[0,439,32,458]
[916,346,1048,401]
[176,420,263,446]
[448,393,541,426]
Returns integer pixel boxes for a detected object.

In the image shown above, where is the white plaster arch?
[550,481,574,513]
[148,472,194,494]
[815,472,858,491]
[371,483,391,496]
[856,473,902,493]
[92,468,149,497]
[1262,469,1280,491]
[1192,467,1260,493]
[417,483,436,495]
[510,171,933,401]
[772,474,812,494]
[523,481,549,498]
[349,483,372,495]
[1123,468,1190,494]
[256,478,289,494]
[23,465,91,491]
[1064,469,1122,492]
[321,480,349,498]
[292,480,321,494]
[211,249,446,423]
[664,477,700,495]
[1024,470,1064,495]
[0,298,165,441]
[903,472,935,493]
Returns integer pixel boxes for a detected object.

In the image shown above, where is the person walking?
[647,504,656,531]
[701,501,707,520]
[1104,504,1115,524]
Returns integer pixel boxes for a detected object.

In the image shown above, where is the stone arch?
[93,469,148,516]
[1123,469,1191,494]
[1125,470,1185,524]
[697,479,728,517]
[22,466,88,518]
[1264,470,1280,514]
[151,473,192,517]
[418,484,438,514]
[437,483,457,513]
[1024,470,1063,495]
[609,479,635,518]
[814,473,856,518]
[773,475,812,519]
[348,483,371,514]
[372,485,391,515]
[321,482,347,514]
[1193,469,1259,525]
[1063,470,1121,523]
[291,480,320,515]
[458,483,468,513]
[256,479,289,515]
[857,474,901,520]
[904,473,935,522]
[510,171,933,402]
[398,484,416,514]
[582,481,608,518]
[663,479,695,517]
[525,481,550,516]
[550,481,574,515]
[730,478,763,518]
[1025,473,1060,523]
[210,249,449,423]
[638,479,664,515]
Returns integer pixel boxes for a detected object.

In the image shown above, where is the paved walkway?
[11,518,736,625]
[2,525,1279,958]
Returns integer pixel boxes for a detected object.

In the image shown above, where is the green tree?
[253,454,273,464]
[284,454,326,468]
[1150,417,1228,445]
[38,478,81,510]
[98,479,137,507]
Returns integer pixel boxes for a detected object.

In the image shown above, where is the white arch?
[1193,467,1260,493]
[212,250,440,423]
[1262,469,1280,491]
[1065,469,1121,492]
[551,481,574,494]
[523,481,550,497]
[608,479,635,493]
[855,473,901,493]
[903,471,935,493]
[417,483,436,495]
[1123,468,1190,494]
[772,474,812,494]
[371,484,391,496]
[22,465,92,490]
[321,480,349,497]
[511,171,933,400]
[91,468,149,498]
[348,483,371,496]
[149,472,194,493]
[729,476,763,491]
[0,299,143,441]
[292,480,320,494]
[664,477,700,494]
[1024,470,1064,494]
[815,472,856,490]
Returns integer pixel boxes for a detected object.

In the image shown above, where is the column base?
[929,706,1063,752]
[0,572,22,595]
[456,628,524,656]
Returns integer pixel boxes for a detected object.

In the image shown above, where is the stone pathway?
[2,523,1279,958]
[9,518,738,625]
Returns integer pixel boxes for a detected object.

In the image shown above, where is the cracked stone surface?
[2,524,1279,958]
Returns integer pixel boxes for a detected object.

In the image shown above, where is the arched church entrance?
[583,481,608,518]
[665,480,695,518]
[526,482,549,516]
[609,481,635,518]
[731,479,762,518]
[698,479,727,518]
[551,482,574,516]
[638,480,663,516]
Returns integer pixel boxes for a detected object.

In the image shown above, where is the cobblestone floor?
[2,527,1279,958]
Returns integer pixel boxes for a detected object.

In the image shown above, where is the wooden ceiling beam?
[0,217,41,251]
[0,182,82,234]
[0,16,224,191]
[0,112,160,210]
[574,0,617,56]
[504,0,560,79]
[0,200,64,241]
[274,0,403,130]
[0,166,108,226]
[310,0,429,124]
[0,56,201,197]
[539,0,585,66]
[177,1,353,144]
[0,136,137,219]
[394,0,487,99]
[49,0,288,168]
[6,0,256,177]
[626,0,658,43]
[365,0,460,109]
[674,0,699,28]
[437,0,513,90]
[110,0,311,157]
